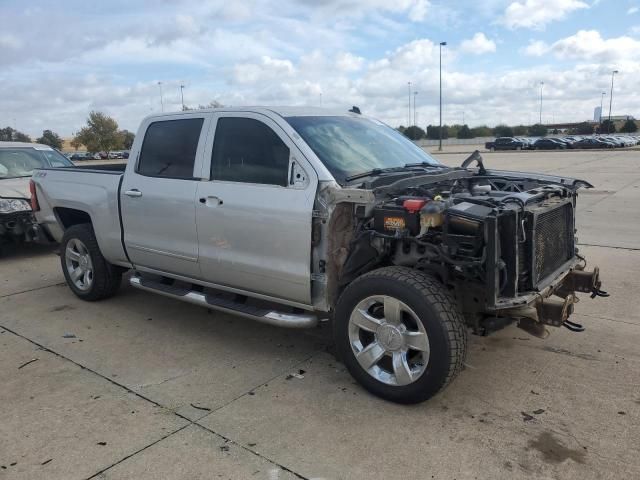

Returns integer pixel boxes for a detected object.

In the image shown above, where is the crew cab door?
[195,112,317,305]
[121,114,210,277]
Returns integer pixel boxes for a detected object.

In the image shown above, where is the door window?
[137,118,203,179]
[211,117,289,186]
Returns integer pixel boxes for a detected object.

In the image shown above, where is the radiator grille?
[533,203,574,285]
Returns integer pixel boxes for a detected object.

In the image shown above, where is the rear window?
[137,118,203,179]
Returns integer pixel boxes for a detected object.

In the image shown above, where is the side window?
[138,118,203,179]
[211,117,290,186]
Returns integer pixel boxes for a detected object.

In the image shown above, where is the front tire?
[60,224,122,301]
[334,267,467,404]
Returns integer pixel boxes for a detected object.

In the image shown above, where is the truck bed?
[32,166,129,266]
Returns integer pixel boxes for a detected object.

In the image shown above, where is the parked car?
[31,107,606,404]
[484,137,527,151]
[69,152,92,161]
[0,142,73,248]
[533,138,567,150]
[572,138,615,149]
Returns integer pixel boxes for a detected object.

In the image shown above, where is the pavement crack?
[0,323,315,480]
[0,282,66,299]
[84,424,191,480]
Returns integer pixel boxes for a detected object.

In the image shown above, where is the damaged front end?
[312,151,606,338]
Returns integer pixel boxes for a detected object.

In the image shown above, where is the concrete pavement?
[1,149,639,479]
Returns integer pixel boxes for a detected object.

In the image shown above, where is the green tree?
[426,125,448,140]
[600,119,616,134]
[403,125,426,140]
[574,122,594,135]
[456,125,474,139]
[119,130,135,149]
[36,129,63,149]
[0,126,31,142]
[470,125,492,137]
[70,137,83,151]
[74,111,122,153]
[512,125,528,136]
[620,119,638,133]
[528,124,548,136]
[493,124,513,137]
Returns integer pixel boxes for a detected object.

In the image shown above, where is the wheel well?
[55,208,92,230]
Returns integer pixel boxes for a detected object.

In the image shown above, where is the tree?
[426,125,448,140]
[574,122,594,135]
[0,126,31,142]
[493,124,513,137]
[470,125,492,137]
[512,125,528,136]
[403,125,426,140]
[528,124,547,137]
[119,130,135,149]
[36,129,63,150]
[70,137,83,151]
[600,119,616,134]
[456,125,474,139]
[620,119,638,133]
[73,111,121,153]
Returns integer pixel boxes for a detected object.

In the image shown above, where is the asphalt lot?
[1,149,639,479]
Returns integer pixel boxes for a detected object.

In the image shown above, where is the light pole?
[539,81,544,124]
[407,81,412,126]
[180,84,185,111]
[607,70,619,134]
[439,41,446,151]
[158,81,164,112]
[413,91,418,126]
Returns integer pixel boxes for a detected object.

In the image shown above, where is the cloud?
[460,33,497,54]
[524,30,640,62]
[628,6,639,14]
[501,0,589,30]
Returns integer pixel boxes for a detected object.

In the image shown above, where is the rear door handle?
[124,189,142,198]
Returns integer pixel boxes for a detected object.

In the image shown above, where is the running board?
[129,276,318,329]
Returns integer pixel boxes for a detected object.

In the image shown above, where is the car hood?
[0,176,30,200]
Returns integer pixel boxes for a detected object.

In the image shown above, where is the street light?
[413,91,418,126]
[180,84,185,111]
[607,70,619,134]
[407,81,412,126]
[158,81,164,112]
[439,41,447,151]
[539,81,544,124]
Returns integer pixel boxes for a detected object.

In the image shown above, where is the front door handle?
[199,196,223,206]
[124,189,142,198]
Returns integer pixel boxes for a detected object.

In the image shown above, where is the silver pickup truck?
[31,107,606,404]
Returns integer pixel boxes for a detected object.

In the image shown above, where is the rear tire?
[334,267,467,404]
[60,223,122,301]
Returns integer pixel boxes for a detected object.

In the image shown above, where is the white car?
[0,142,73,246]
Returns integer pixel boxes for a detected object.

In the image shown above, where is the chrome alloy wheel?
[65,238,94,291]
[348,295,430,386]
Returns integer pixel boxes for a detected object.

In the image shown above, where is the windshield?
[285,116,441,184]
[0,147,74,179]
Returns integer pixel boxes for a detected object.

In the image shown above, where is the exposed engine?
[337,167,606,337]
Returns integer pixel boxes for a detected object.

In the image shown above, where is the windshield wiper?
[345,163,447,182]
[403,162,448,169]
[345,166,409,182]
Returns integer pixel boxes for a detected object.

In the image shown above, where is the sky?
[1,0,639,137]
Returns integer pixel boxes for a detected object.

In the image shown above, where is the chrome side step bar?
[129,276,318,329]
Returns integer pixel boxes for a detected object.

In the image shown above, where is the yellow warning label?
[384,217,406,230]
